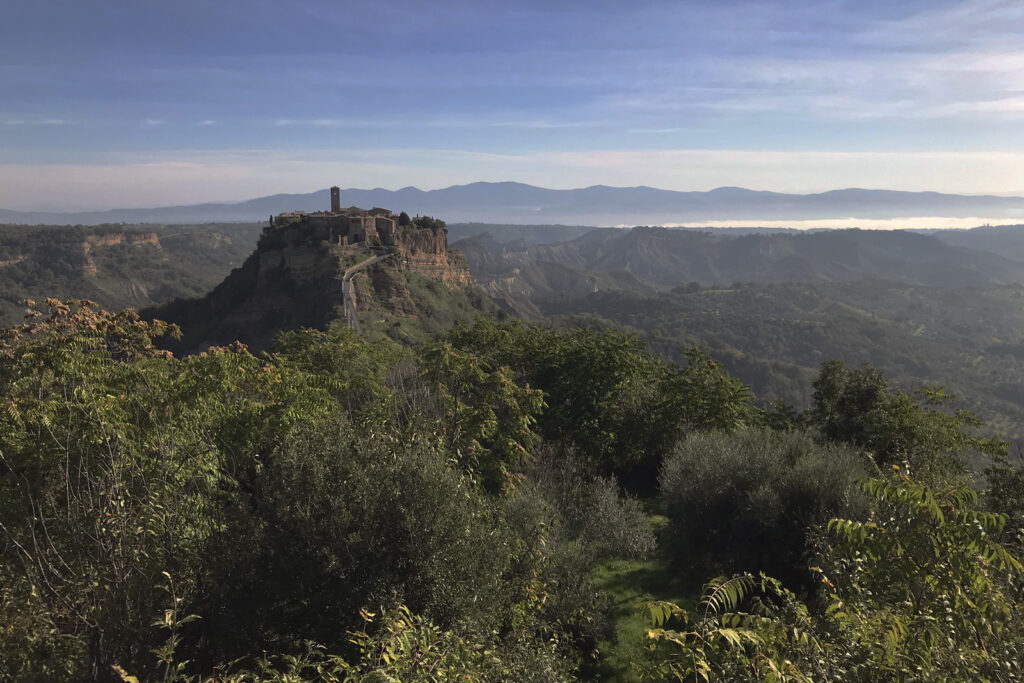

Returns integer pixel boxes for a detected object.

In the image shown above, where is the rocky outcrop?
[78,231,162,276]
[146,211,479,352]
[392,224,471,285]
[82,231,160,252]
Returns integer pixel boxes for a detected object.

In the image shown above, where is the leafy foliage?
[644,574,817,682]
[660,428,869,586]
[197,417,515,662]
[648,473,1024,681]
[412,215,447,231]
[0,300,212,679]
[817,473,1024,680]
[810,359,1006,478]
[525,446,656,562]
[0,299,639,681]
[4,294,1024,681]
[542,280,1024,439]
[419,340,544,485]
[443,318,752,485]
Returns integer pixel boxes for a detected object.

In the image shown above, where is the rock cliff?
[146,212,486,352]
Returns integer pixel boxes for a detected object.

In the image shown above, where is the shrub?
[500,448,656,655]
[647,474,1024,681]
[195,417,513,663]
[660,427,869,586]
[525,446,655,561]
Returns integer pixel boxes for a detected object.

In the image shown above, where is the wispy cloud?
[628,127,691,134]
[273,118,351,127]
[270,116,601,129]
[4,0,1024,200]
[3,118,73,125]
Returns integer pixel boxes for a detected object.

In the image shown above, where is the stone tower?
[330,186,341,213]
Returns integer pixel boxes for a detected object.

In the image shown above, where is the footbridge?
[340,252,393,334]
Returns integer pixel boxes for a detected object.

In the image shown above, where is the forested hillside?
[933,224,1024,261]
[458,225,1024,438]
[456,226,1024,292]
[546,281,1024,437]
[0,223,261,325]
[3,224,1024,680]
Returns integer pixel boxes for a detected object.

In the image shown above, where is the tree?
[0,300,211,679]
[810,359,1005,479]
[647,473,1024,681]
[645,574,817,682]
[818,473,1024,679]
[0,301,337,679]
[195,417,516,664]
[419,340,544,486]
[443,318,752,485]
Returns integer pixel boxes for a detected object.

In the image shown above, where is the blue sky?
[2,0,1024,210]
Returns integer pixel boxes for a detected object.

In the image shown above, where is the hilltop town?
[145,186,485,350]
[261,186,468,284]
[270,186,407,248]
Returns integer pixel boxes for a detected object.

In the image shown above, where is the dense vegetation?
[2,220,1024,681]
[0,223,260,326]
[2,299,1022,681]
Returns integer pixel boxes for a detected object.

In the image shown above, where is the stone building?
[270,186,400,247]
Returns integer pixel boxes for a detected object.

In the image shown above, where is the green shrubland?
[1,303,1022,681]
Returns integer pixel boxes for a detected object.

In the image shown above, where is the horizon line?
[5,181,1024,215]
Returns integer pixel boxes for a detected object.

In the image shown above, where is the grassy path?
[585,513,695,681]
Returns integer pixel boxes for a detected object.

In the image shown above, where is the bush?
[646,474,1024,682]
[525,446,655,562]
[195,417,513,663]
[660,427,869,585]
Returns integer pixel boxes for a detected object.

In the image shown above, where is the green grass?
[586,513,695,681]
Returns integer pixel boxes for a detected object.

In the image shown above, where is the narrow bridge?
[340,252,392,334]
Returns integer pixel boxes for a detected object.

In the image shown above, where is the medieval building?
[269,186,404,247]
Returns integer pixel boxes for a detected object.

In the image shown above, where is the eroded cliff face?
[79,231,163,276]
[148,218,479,352]
[82,231,160,251]
[394,225,472,285]
[0,223,258,327]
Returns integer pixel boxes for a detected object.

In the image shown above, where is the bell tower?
[330,186,341,213]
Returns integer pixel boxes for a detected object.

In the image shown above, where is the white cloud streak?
[3,118,73,125]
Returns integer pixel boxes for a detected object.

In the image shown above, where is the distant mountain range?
[5,182,1024,226]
